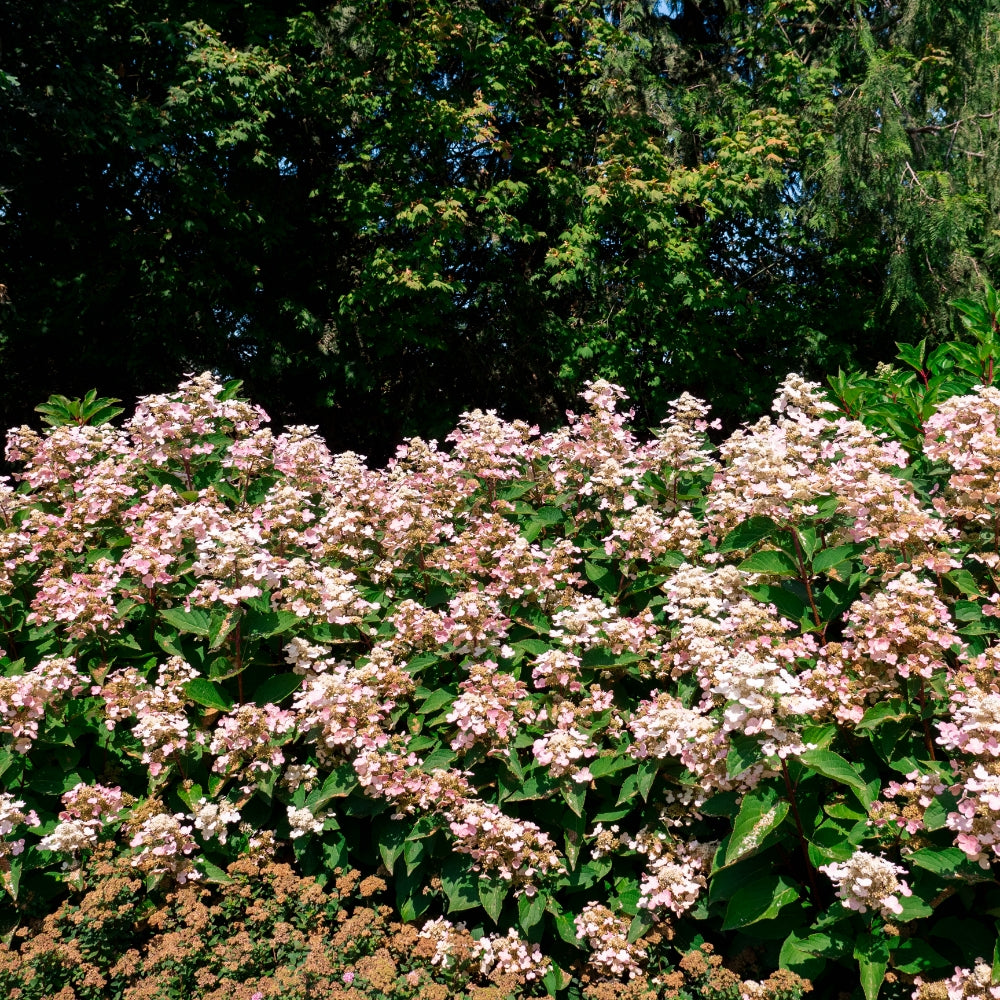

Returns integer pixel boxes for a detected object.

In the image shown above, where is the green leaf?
[160,607,212,636]
[561,782,587,817]
[183,678,234,711]
[628,910,654,943]
[542,964,570,998]
[209,609,241,649]
[893,939,950,975]
[418,687,455,714]
[5,855,22,901]
[199,859,234,885]
[945,569,982,598]
[779,931,828,981]
[894,892,934,922]
[738,550,800,576]
[906,846,970,876]
[580,647,645,668]
[441,859,479,914]
[516,638,553,656]
[0,749,14,784]
[636,759,658,801]
[725,785,790,865]
[719,516,779,553]
[808,823,858,866]
[252,672,302,705]
[799,748,875,809]
[29,768,87,797]
[421,746,458,772]
[584,559,618,595]
[533,506,564,525]
[479,879,508,923]
[727,733,764,777]
[744,583,809,621]
[242,609,301,639]
[403,837,428,875]
[721,874,800,929]
[552,907,584,948]
[375,819,407,871]
[812,545,862,573]
[855,932,890,1000]
[855,701,910,732]
[922,795,951,831]
[305,764,358,810]
[518,891,546,934]
[588,754,633,779]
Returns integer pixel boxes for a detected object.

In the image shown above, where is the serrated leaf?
[209,609,241,649]
[518,891,546,933]
[441,860,479,914]
[252,672,302,706]
[199,859,234,885]
[553,908,584,948]
[779,932,828,980]
[479,879,507,923]
[160,607,212,636]
[516,638,553,656]
[922,795,950,831]
[306,765,357,810]
[533,506,564,525]
[894,892,934,922]
[744,582,809,620]
[945,569,982,598]
[727,733,764,777]
[4,855,22,900]
[0,749,14,783]
[739,550,799,575]
[856,700,910,731]
[584,560,617,595]
[725,785,790,865]
[855,932,890,1000]
[721,874,800,929]
[893,939,950,975]
[628,910,654,943]
[812,545,861,573]
[183,678,233,711]
[718,516,779,553]
[589,755,633,779]
[636,759,657,801]
[580,647,644,668]
[29,769,86,797]
[403,837,427,875]
[418,687,455,714]
[542,964,571,997]
[242,609,301,639]
[799,749,875,809]
[561,782,586,817]
[421,745,457,772]
[906,846,968,875]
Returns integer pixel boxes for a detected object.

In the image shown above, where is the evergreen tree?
[2,1,999,456]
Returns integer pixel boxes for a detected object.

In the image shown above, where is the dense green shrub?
[4,295,1000,998]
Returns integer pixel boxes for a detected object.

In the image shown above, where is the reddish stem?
[782,758,819,900]
[790,528,825,638]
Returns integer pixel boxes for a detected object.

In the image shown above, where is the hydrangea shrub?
[2,322,1000,998]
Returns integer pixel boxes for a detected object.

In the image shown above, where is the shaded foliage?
[2,1,999,457]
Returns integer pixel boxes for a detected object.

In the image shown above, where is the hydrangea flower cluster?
[573,902,647,979]
[0,793,40,863]
[820,850,913,919]
[472,928,552,981]
[7,364,1000,995]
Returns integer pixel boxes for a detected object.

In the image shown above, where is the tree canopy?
[3,0,999,456]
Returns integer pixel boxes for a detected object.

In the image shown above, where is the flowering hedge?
[3,320,1000,999]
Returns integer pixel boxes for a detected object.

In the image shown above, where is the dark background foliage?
[2,0,999,458]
